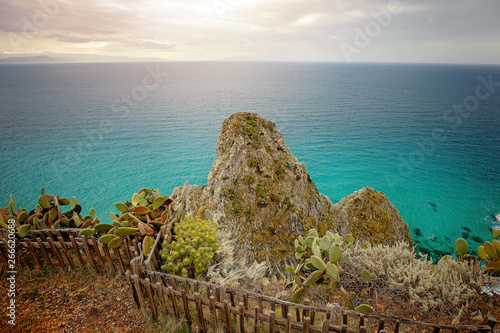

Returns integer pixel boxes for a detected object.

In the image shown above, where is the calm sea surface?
[1,62,499,257]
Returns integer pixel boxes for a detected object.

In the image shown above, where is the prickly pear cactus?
[96,188,180,252]
[478,228,500,276]
[286,229,373,313]
[3,189,99,238]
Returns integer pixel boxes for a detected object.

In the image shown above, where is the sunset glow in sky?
[1,0,499,63]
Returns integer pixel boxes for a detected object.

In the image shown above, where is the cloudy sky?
[0,0,499,63]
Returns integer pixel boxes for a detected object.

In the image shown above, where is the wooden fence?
[123,226,500,333]
[0,228,142,273]
[1,226,499,332]
[126,264,498,333]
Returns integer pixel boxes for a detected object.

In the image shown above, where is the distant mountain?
[0,55,67,64]
[0,54,169,64]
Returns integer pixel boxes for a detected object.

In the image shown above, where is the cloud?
[0,0,499,63]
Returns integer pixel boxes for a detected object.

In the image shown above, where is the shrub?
[342,242,482,314]
[160,215,219,278]
[207,230,267,289]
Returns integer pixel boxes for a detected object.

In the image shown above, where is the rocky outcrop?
[332,185,413,246]
[171,112,412,265]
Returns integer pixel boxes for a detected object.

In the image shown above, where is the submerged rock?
[171,112,412,266]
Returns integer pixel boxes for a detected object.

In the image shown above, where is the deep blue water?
[1,61,499,257]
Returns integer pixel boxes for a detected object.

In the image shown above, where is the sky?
[0,0,499,64]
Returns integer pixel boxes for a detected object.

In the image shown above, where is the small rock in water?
[472,236,484,243]
[418,247,431,256]
[462,232,469,239]
[414,228,422,237]
[433,249,450,258]
[462,226,471,232]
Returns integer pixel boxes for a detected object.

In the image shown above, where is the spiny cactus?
[3,189,99,238]
[286,229,373,313]
[477,228,500,276]
[89,188,181,252]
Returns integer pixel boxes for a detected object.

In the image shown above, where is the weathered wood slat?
[69,236,85,266]
[46,237,65,268]
[145,278,157,319]
[25,238,43,269]
[210,296,217,331]
[195,292,207,333]
[90,237,104,268]
[133,274,145,312]
[36,237,53,267]
[224,300,233,333]
[101,243,115,272]
[168,286,179,317]
[238,302,244,333]
[303,316,310,333]
[254,306,260,333]
[58,236,74,267]
[113,247,124,272]
[181,289,192,326]
[270,310,276,333]
[80,236,95,268]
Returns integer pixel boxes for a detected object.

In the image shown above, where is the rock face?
[171,112,412,265]
[331,185,413,246]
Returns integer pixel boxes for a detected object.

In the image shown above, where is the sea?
[1,61,499,259]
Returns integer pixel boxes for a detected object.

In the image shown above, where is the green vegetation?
[286,229,373,313]
[476,228,500,276]
[1,189,98,237]
[160,215,219,278]
[275,167,286,179]
[243,174,254,184]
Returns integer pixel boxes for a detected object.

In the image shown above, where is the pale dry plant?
[342,242,483,315]
[207,230,268,290]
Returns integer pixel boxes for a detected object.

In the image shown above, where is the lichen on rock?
[171,112,412,268]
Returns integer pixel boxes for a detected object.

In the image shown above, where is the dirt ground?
[1,264,500,333]
[0,266,149,333]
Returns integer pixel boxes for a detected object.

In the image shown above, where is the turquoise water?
[1,62,499,257]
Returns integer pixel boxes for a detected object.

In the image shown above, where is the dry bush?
[342,242,483,315]
[207,230,268,290]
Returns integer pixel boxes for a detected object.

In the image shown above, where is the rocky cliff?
[171,112,412,265]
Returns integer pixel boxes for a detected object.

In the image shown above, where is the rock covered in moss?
[172,113,335,263]
[331,185,412,246]
[171,112,412,266]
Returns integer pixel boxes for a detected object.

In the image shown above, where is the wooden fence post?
[223,300,233,333]
[254,306,260,333]
[133,274,145,313]
[145,278,157,319]
[36,238,53,267]
[181,289,192,327]
[47,237,65,268]
[210,296,217,331]
[69,236,85,266]
[302,316,310,333]
[24,239,42,270]
[195,292,207,333]
[270,310,276,333]
[168,286,179,317]
[238,302,245,333]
